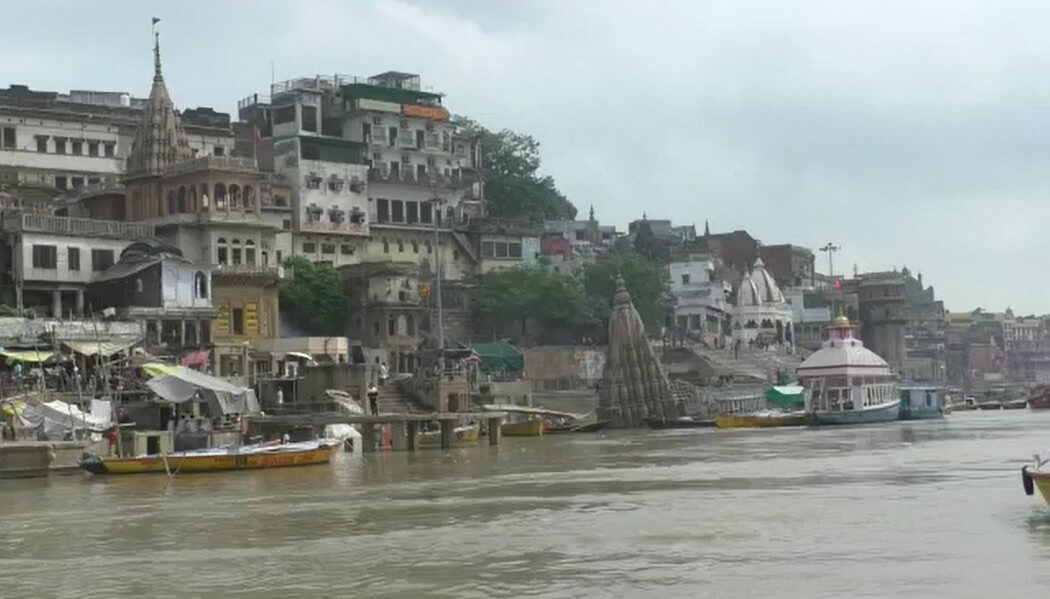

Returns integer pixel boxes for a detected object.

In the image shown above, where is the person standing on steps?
[379,361,389,386]
[367,384,379,416]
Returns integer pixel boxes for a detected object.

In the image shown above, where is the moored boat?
[951,396,979,411]
[977,400,1003,410]
[1029,389,1050,409]
[571,420,610,433]
[417,424,480,448]
[545,419,611,434]
[715,410,809,429]
[502,416,544,437]
[1004,399,1028,410]
[798,316,901,427]
[642,416,716,429]
[1022,454,1050,506]
[79,440,339,475]
[899,385,945,420]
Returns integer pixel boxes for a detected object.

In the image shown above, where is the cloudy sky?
[2,1,1048,313]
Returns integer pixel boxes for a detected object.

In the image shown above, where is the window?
[302,242,316,253]
[426,240,432,254]
[482,241,495,257]
[276,250,283,264]
[245,241,256,265]
[88,177,100,185]
[104,143,115,157]
[32,245,57,269]
[509,242,522,258]
[340,244,355,255]
[54,138,66,154]
[382,238,389,253]
[91,249,114,272]
[301,105,318,132]
[67,247,80,271]
[282,219,292,230]
[135,278,144,293]
[388,317,396,336]
[376,199,390,223]
[495,243,508,258]
[321,243,335,255]
[232,246,242,265]
[397,239,404,252]
[36,136,47,153]
[1,127,14,149]
[274,105,295,124]
[72,140,83,155]
[72,176,84,189]
[55,176,67,190]
[232,308,244,335]
[217,245,228,264]
[88,141,99,156]
[406,201,419,224]
[416,164,427,179]
[682,274,690,285]
[391,200,404,222]
[373,322,380,337]
[213,145,225,157]
[195,272,209,298]
[412,240,419,253]
[420,202,432,224]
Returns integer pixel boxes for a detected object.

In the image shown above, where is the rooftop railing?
[1,212,153,238]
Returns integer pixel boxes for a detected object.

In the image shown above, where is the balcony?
[0,148,122,175]
[166,155,258,176]
[367,167,478,190]
[2,212,154,239]
[211,263,288,281]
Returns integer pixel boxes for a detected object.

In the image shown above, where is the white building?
[732,258,794,345]
[667,252,732,341]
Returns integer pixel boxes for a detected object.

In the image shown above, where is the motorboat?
[79,439,339,475]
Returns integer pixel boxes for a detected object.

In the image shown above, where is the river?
[2,411,1050,598]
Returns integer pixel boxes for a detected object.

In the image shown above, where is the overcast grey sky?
[2,1,1047,313]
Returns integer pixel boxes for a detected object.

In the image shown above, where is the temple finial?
[154,31,163,81]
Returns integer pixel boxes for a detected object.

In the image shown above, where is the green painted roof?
[341,83,442,107]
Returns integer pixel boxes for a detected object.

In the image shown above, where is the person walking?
[367,384,379,416]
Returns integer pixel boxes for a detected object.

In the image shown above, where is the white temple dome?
[735,258,784,307]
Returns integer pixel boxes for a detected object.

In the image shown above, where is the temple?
[598,275,680,427]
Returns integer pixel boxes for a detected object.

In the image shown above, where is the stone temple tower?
[598,275,680,427]
[857,274,907,373]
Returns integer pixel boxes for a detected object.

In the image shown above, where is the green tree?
[476,267,595,335]
[279,257,348,335]
[582,250,669,333]
[454,116,576,221]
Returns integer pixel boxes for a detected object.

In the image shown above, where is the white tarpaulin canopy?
[143,363,261,415]
[63,339,138,357]
[12,399,113,439]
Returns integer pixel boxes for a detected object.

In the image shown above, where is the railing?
[166,155,258,176]
[367,167,478,189]
[237,93,272,110]
[1,212,153,238]
[212,263,287,279]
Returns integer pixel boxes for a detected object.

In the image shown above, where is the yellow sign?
[244,301,260,335]
[215,300,230,334]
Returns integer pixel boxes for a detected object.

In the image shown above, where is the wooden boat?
[951,397,978,411]
[1003,399,1028,410]
[899,385,945,420]
[977,401,1003,410]
[642,416,716,429]
[417,424,480,448]
[1028,389,1050,410]
[544,419,610,434]
[502,417,544,437]
[798,316,902,427]
[571,420,610,433]
[1022,456,1050,506]
[715,410,809,429]
[79,440,339,475]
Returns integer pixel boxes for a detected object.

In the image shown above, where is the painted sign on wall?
[402,104,450,121]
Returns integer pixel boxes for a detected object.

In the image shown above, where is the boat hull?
[1003,400,1028,410]
[79,443,339,475]
[643,417,716,429]
[417,425,480,448]
[502,418,544,437]
[899,407,945,420]
[1023,468,1050,506]
[1029,395,1050,410]
[715,413,809,429]
[812,401,901,426]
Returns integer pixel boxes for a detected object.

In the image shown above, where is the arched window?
[167,189,177,215]
[177,186,187,213]
[229,184,241,209]
[245,239,256,265]
[243,185,254,211]
[214,183,227,209]
[231,238,242,265]
[195,272,209,298]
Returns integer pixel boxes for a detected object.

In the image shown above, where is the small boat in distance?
[798,316,901,426]
[642,416,716,429]
[977,400,1003,410]
[715,410,809,429]
[79,439,339,475]
[1004,398,1028,410]
[417,423,480,448]
[951,396,979,411]
[502,416,545,437]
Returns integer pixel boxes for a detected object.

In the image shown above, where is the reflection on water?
[3,412,1050,598]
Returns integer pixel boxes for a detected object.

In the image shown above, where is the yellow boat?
[1022,462,1050,506]
[715,411,810,429]
[501,416,544,437]
[417,424,481,448]
[78,440,339,475]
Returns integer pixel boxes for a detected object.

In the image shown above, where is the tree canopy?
[454,116,576,222]
[582,250,669,332]
[279,257,348,335]
[475,267,595,335]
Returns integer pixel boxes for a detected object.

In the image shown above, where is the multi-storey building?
[1003,314,1050,383]
[666,249,732,343]
[759,244,815,289]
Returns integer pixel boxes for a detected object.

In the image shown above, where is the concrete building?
[543,206,618,266]
[0,211,153,317]
[759,244,815,289]
[344,261,424,375]
[1003,314,1050,383]
[856,273,908,373]
[900,267,946,381]
[666,250,731,343]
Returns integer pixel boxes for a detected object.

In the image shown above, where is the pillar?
[51,290,62,318]
[391,421,407,451]
[75,289,85,315]
[487,417,502,446]
[360,423,377,453]
[406,421,418,451]
[439,419,454,449]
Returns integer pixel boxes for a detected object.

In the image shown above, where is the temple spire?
[704,219,710,236]
[154,31,163,81]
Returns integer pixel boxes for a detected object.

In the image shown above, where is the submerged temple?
[598,275,680,427]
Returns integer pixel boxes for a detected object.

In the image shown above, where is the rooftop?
[1,211,154,239]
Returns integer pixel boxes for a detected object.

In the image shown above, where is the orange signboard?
[402,104,450,121]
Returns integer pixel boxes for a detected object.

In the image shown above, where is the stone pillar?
[75,289,85,315]
[360,423,377,453]
[390,421,407,451]
[439,420,454,449]
[406,421,418,451]
[487,417,502,446]
[179,320,186,347]
[51,290,62,318]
